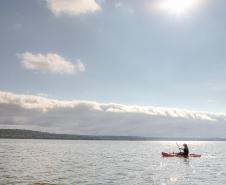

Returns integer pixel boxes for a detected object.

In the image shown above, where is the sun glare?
[154,0,201,17]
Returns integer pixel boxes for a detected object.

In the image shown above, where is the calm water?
[0,139,225,185]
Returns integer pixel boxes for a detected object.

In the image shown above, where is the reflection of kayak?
[162,152,201,157]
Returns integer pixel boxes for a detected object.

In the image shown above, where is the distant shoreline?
[0,129,225,141]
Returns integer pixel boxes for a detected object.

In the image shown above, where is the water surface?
[0,139,225,185]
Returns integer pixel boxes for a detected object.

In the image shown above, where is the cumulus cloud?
[0,91,226,138]
[17,52,85,74]
[47,0,101,16]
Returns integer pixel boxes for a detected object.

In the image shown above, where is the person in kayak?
[177,144,189,157]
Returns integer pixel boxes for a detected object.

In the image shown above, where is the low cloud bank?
[0,91,226,138]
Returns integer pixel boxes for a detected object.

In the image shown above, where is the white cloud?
[0,91,226,137]
[47,0,101,16]
[17,52,85,74]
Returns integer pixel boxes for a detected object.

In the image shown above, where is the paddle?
[176,142,182,152]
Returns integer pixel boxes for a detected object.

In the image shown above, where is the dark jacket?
[183,145,189,156]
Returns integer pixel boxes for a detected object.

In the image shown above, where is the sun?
[154,0,201,17]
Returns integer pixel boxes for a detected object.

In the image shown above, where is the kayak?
[162,152,201,157]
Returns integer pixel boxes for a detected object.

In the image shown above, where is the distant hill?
[0,129,145,140]
[0,129,225,141]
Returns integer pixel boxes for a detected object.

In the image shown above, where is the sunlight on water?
[0,139,226,185]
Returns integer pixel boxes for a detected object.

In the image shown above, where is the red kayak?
[162,152,201,157]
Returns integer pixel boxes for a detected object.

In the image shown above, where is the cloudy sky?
[0,0,226,137]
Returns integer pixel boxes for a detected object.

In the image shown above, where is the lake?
[0,139,225,185]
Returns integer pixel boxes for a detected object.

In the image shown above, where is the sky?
[0,0,226,137]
